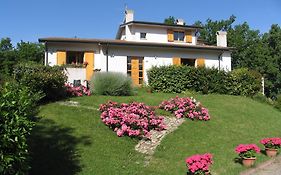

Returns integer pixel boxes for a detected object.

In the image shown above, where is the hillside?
[29,90,281,175]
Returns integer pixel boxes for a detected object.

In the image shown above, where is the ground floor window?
[127,56,144,85]
[66,51,84,64]
[181,58,195,67]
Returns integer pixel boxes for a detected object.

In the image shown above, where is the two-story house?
[39,9,232,85]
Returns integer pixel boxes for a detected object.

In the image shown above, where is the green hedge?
[14,62,67,102]
[0,83,41,175]
[147,66,261,96]
[90,72,133,96]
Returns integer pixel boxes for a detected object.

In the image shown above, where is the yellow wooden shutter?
[167,29,174,42]
[197,58,205,67]
[185,31,192,43]
[84,52,94,80]
[173,57,181,65]
[57,51,66,65]
[131,57,139,85]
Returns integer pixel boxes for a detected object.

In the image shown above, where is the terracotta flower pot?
[265,148,278,157]
[242,157,256,167]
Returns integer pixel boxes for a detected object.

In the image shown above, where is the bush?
[99,101,166,138]
[147,65,261,96]
[159,96,211,121]
[14,62,67,101]
[274,94,281,111]
[65,83,91,96]
[0,82,41,175]
[90,72,133,96]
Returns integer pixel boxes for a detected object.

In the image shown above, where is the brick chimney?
[216,31,227,47]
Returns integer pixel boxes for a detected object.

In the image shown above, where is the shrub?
[147,65,261,96]
[274,94,281,111]
[65,83,90,96]
[0,82,41,175]
[14,62,67,101]
[99,101,166,138]
[230,68,262,96]
[159,96,211,121]
[90,72,133,96]
[185,153,213,175]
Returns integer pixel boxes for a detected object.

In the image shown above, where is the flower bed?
[260,137,281,149]
[159,96,211,121]
[99,101,166,138]
[185,153,213,174]
[235,144,260,158]
[65,83,90,96]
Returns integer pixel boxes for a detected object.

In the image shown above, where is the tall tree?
[194,15,236,45]
[164,16,176,25]
[16,41,44,63]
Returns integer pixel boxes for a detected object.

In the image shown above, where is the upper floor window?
[140,32,147,39]
[174,31,185,41]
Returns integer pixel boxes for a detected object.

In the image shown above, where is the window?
[174,31,185,41]
[181,58,195,67]
[66,51,84,64]
[140,33,147,39]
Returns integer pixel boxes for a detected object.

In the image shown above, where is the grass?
[29,89,281,175]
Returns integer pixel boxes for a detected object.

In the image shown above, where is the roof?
[39,37,233,51]
[116,21,202,39]
[120,21,202,29]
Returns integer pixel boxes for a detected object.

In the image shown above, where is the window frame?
[140,32,147,40]
[173,31,185,42]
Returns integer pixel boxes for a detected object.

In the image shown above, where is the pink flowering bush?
[260,138,281,149]
[235,144,260,158]
[65,83,91,97]
[99,101,166,138]
[185,153,213,175]
[159,96,210,121]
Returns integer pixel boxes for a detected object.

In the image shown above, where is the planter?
[265,148,278,157]
[242,157,256,167]
[188,171,210,175]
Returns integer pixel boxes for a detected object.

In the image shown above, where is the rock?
[135,116,185,165]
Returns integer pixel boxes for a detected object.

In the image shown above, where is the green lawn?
[29,89,281,175]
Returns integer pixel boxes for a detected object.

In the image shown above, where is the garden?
[1,64,281,175]
[31,89,281,175]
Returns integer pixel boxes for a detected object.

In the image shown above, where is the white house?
[39,9,232,86]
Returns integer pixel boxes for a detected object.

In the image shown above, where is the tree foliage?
[196,17,281,98]
[0,38,44,80]
[164,16,176,25]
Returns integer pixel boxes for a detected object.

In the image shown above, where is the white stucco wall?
[46,43,231,84]
[220,51,232,71]
[65,68,87,85]
[106,45,225,83]
[123,25,197,45]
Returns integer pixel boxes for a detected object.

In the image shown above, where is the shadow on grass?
[28,118,91,175]
[234,157,243,165]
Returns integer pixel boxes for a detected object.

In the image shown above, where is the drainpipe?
[106,43,109,72]
[45,42,48,65]
[218,52,223,70]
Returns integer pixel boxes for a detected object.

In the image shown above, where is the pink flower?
[185,153,213,174]
[116,129,123,137]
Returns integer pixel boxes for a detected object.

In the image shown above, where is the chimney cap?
[176,19,185,25]
[216,30,227,35]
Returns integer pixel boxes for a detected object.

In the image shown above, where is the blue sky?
[1,0,280,45]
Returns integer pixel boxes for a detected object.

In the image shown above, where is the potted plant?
[260,137,281,157]
[185,153,213,175]
[235,144,260,167]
